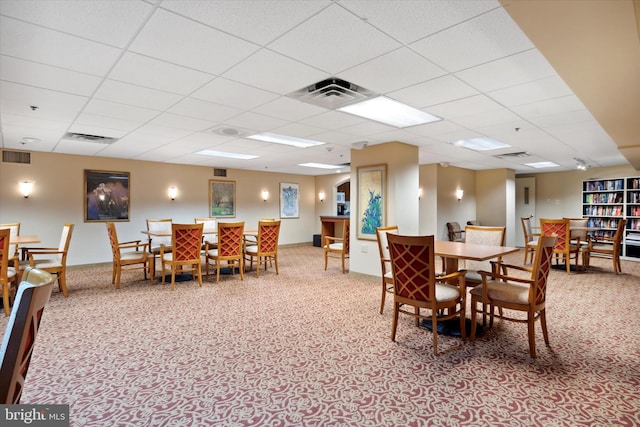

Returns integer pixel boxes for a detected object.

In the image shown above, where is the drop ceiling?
[1,0,638,175]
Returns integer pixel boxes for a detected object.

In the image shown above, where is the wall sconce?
[262,190,269,202]
[19,181,34,198]
[418,188,423,200]
[456,188,464,202]
[318,191,325,202]
[168,186,178,201]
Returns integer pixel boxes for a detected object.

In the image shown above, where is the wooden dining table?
[10,235,41,245]
[435,240,520,275]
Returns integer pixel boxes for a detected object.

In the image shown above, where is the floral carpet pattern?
[2,246,639,426]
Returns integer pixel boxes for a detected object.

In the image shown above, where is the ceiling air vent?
[287,78,376,109]
[494,151,530,159]
[2,150,31,164]
[63,132,118,144]
[213,168,227,177]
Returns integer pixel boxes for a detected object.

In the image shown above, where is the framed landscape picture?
[357,164,386,240]
[209,180,236,217]
[84,170,130,222]
[280,182,299,218]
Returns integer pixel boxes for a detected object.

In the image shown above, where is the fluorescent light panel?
[195,150,258,160]
[337,96,441,128]
[451,137,510,151]
[298,163,342,169]
[247,132,325,148]
[525,161,559,168]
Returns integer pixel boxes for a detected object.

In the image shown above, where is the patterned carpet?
[2,245,639,426]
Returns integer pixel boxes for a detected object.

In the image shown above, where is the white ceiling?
[0,0,633,175]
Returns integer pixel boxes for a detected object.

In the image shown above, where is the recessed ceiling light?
[246,132,325,148]
[337,96,441,128]
[298,163,342,169]
[195,150,258,160]
[524,161,559,168]
[451,137,510,151]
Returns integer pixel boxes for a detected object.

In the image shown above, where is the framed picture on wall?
[84,170,130,222]
[209,179,236,217]
[357,164,386,240]
[280,182,299,218]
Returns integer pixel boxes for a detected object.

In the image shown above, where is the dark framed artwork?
[357,164,386,240]
[280,182,299,219]
[209,180,236,217]
[84,170,130,222]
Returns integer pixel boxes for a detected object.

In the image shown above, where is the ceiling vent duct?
[63,132,119,144]
[213,168,227,177]
[494,151,531,159]
[2,150,31,164]
[287,78,376,109]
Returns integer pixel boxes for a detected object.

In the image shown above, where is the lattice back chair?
[375,225,399,314]
[582,218,626,274]
[106,222,152,289]
[205,221,245,283]
[387,233,466,355]
[160,223,204,290]
[520,217,540,264]
[463,225,506,287]
[22,223,74,297]
[470,235,557,358]
[0,229,19,316]
[446,222,465,242]
[244,220,281,277]
[146,218,172,277]
[323,220,350,274]
[539,218,580,273]
[0,223,20,263]
[0,267,55,403]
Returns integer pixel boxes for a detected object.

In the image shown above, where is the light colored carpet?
[2,245,639,426]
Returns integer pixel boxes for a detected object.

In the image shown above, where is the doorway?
[515,177,536,247]
[336,180,350,216]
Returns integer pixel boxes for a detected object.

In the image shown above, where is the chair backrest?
[529,235,558,306]
[0,223,20,259]
[105,222,121,259]
[0,229,11,284]
[540,218,570,251]
[463,225,506,272]
[565,217,588,241]
[0,267,55,404]
[446,222,464,242]
[376,225,399,274]
[387,233,436,303]
[217,221,245,258]
[257,220,281,254]
[194,217,217,233]
[57,224,74,263]
[342,220,350,254]
[147,218,172,248]
[171,223,203,262]
[521,217,535,243]
[612,219,627,247]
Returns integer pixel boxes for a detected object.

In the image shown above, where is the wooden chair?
[106,222,152,289]
[387,233,466,355]
[582,219,626,274]
[539,218,580,273]
[565,217,589,248]
[446,222,464,242]
[520,217,540,264]
[0,223,20,263]
[462,225,506,287]
[205,221,245,283]
[195,217,217,248]
[0,267,55,403]
[470,235,557,358]
[244,220,281,277]
[146,218,172,277]
[160,223,203,290]
[324,219,350,274]
[375,225,399,314]
[22,223,74,297]
[0,229,19,316]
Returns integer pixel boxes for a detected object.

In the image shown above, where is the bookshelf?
[582,177,640,259]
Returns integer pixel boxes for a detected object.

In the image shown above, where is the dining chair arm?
[118,241,148,252]
[436,270,466,293]
[26,249,64,256]
[324,236,344,244]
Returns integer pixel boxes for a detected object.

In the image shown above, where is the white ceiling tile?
[0,81,88,121]
[267,4,401,73]
[224,112,288,132]
[410,7,534,72]
[83,99,159,122]
[0,16,122,76]
[511,95,587,121]
[455,49,558,92]
[252,97,327,122]
[270,123,326,138]
[168,98,242,122]
[53,139,111,156]
[0,123,61,150]
[427,95,504,120]
[129,8,259,75]
[0,113,70,133]
[109,52,214,95]
[146,113,216,132]
[298,111,365,130]
[73,113,140,134]
[452,109,521,129]
[191,78,280,110]
[94,80,184,111]
[338,48,446,94]
[407,121,468,138]
[223,49,328,95]
[160,0,331,45]
[390,75,479,109]
[488,76,573,107]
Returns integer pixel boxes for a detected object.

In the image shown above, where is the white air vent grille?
[287,78,375,109]
[494,151,530,159]
[2,150,31,164]
[63,132,118,144]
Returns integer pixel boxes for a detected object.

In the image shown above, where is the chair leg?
[324,251,328,270]
[391,303,400,341]
[274,255,278,275]
[58,271,68,297]
[379,281,386,314]
[196,263,202,287]
[431,313,439,355]
[170,265,177,291]
[341,255,346,273]
[528,311,537,358]
[115,267,121,289]
[2,283,10,316]
[470,298,477,341]
[540,309,549,346]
